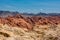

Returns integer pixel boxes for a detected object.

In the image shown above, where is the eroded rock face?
[35,16,60,25]
[0,14,60,40]
[0,14,60,30]
[0,15,33,30]
[0,22,60,40]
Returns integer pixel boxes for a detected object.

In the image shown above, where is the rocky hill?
[0,11,60,40]
[0,12,60,30]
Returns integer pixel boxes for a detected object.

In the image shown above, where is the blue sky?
[0,0,60,13]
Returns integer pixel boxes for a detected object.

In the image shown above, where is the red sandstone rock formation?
[0,14,60,30]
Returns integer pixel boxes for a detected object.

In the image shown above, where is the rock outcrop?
[0,14,60,40]
[0,14,60,30]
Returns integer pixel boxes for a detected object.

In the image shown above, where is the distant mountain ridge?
[0,11,19,17]
[0,11,60,17]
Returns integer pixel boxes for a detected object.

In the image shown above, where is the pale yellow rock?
[0,24,60,40]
